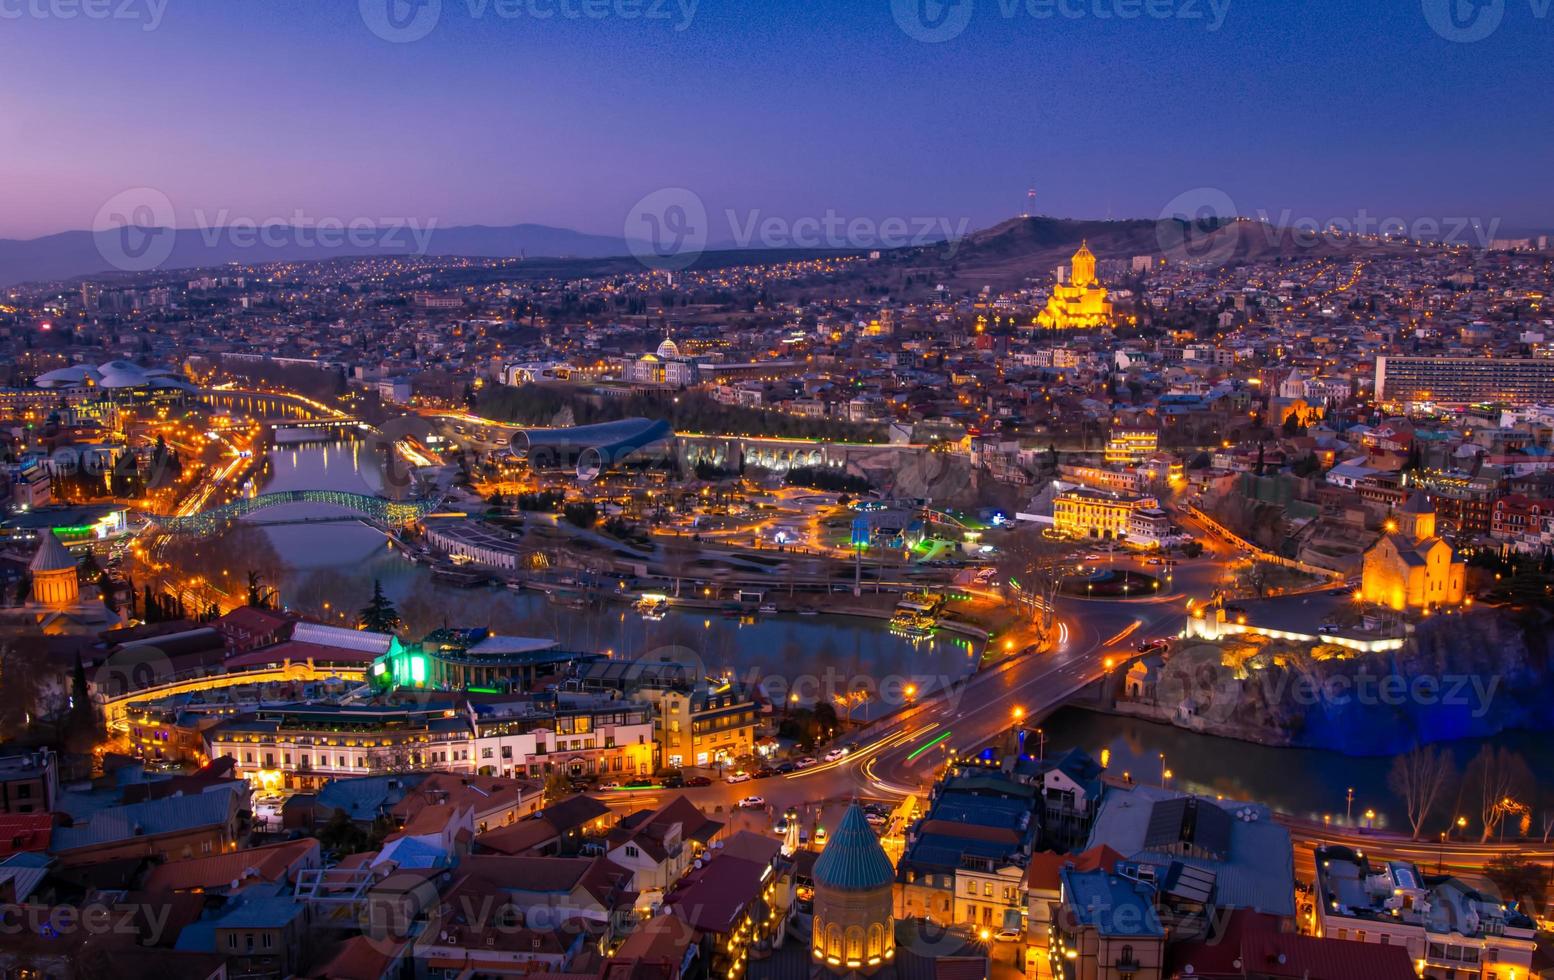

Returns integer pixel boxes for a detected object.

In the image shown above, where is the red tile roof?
[1024,844,1123,891]
[140,837,320,893]
[308,934,408,980]
[222,639,379,669]
[663,852,767,935]
[1167,910,1417,979]
[0,813,54,856]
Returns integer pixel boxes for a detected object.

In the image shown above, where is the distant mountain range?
[0,223,646,288]
[1,212,1508,291]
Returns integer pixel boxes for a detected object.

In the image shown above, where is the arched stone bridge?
[150,490,436,536]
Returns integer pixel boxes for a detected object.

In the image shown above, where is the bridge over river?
[149,489,438,536]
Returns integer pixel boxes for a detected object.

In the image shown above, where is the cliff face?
[1146,609,1554,755]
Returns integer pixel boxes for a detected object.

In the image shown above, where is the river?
[241,440,979,717]
[1037,706,1554,834]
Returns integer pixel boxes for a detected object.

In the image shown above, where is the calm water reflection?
[244,442,979,713]
[1039,706,1554,833]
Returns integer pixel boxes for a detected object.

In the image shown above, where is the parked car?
[725,770,752,783]
[795,757,818,769]
[994,928,1024,943]
[775,760,798,774]
[685,776,712,787]
[661,773,685,789]
[752,767,777,779]
[737,795,766,809]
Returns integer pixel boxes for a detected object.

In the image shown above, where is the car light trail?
[906,730,952,762]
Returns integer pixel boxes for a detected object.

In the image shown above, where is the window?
[966,882,977,895]
[983,882,993,898]
[625,845,639,858]
[846,926,863,961]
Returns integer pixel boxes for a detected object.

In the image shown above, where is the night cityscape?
[1,2,1553,979]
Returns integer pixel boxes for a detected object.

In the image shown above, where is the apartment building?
[1313,846,1537,980]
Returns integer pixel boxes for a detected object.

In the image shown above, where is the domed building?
[1359,490,1467,610]
[812,802,896,975]
[0,531,121,636]
[29,530,80,608]
[1036,242,1114,330]
[625,335,698,388]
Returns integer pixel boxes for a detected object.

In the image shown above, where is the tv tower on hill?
[1022,186,1037,218]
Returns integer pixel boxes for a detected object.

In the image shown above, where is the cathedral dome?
[813,803,895,892]
[30,531,76,573]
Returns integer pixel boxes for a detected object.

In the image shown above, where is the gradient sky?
[2,0,1552,242]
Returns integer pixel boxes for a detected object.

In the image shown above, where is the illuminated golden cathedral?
[1036,242,1114,329]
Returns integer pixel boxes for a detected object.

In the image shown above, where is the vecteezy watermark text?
[625,187,969,271]
[890,0,1231,43]
[359,0,698,43]
[190,209,438,254]
[91,187,440,273]
[1421,0,1551,43]
[1154,187,1503,267]
[0,0,167,30]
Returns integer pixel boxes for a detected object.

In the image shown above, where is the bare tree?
[367,745,420,774]
[1466,746,1534,842]
[994,526,1072,651]
[0,640,49,741]
[1387,745,1456,840]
